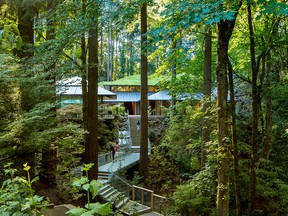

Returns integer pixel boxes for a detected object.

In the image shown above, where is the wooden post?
[132,187,135,201]
[141,190,144,204]
[163,198,167,216]
[151,192,154,210]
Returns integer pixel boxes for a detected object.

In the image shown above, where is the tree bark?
[85,2,99,180]
[100,25,104,79]
[17,4,34,58]
[247,3,259,215]
[262,52,272,159]
[17,0,35,176]
[216,9,240,213]
[111,25,114,81]
[216,21,230,216]
[201,28,212,169]
[140,2,149,181]
[228,60,241,216]
[115,32,118,80]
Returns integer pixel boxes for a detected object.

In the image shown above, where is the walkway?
[99,152,140,173]
[99,115,144,173]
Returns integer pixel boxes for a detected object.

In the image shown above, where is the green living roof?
[99,74,161,86]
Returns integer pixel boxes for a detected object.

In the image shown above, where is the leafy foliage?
[0,24,22,51]
[66,163,112,216]
[0,163,50,215]
[173,166,217,216]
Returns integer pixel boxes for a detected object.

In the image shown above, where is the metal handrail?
[98,152,113,166]
[110,172,133,189]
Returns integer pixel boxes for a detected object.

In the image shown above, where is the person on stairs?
[136,120,140,131]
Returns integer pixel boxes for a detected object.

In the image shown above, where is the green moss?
[99,75,161,86]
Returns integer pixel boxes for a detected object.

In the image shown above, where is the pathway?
[99,152,140,173]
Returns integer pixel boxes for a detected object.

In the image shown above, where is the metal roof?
[57,77,116,97]
[103,92,154,103]
[148,90,202,101]
[57,85,116,97]
[148,90,171,101]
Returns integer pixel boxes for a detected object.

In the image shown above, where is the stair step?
[98,172,110,184]
[99,186,114,197]
[138,207,153,215]
[98,172,110,178]
[115,197,129,209]
[120,201,152,216]
[99,184,110,194]
[103,188,118,200]
[107,191,122,202]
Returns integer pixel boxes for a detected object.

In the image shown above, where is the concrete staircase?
[128,115,141,148]
[98,184,129,210]
[98,181,162,216]
[98,171,110,183]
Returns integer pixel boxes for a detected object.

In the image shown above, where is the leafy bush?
[66,163,112,216]
[0,163,49,215]
[173,166,216,216]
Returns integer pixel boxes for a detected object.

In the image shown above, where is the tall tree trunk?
[261,52,272,159]
[85,2,99,180]
[201,28,212,169]
[140,2,149,181]
[107,24,112,81]
[247,3,259,215]
[216,21,230,216]
[129,46,133,76]
[228,60,241,216]
[17,4,34,58]
[17,1,35,176]
[216,4,241,211]
[107,32,110,81]
[115,32,118,80]
[111,26,114,80]
[100,25,104,79]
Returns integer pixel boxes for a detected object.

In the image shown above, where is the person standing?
[115,141,119,158]
[110,143,115,160]
[136,120,140,131]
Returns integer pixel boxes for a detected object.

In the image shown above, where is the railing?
[108,172,133,198]
[106,162,167,216]
[98,152,113,166]
[132,185,167,216]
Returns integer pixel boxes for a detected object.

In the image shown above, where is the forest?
[0,0,288,215]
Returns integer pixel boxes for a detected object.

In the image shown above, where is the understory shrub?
[173,165,216,216]
[0,163,49,215]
